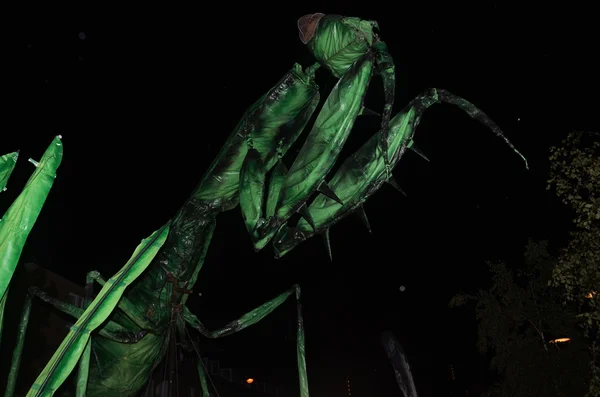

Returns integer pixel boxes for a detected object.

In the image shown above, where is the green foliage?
[548,131,600,396]
[450,241,590,396]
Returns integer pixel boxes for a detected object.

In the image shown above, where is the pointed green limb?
[434,89,529,170]
[0,150,19,193]
[0,136,63,336]
[273,88,528,257]
[321,228,332,261]
[407,140,430,162]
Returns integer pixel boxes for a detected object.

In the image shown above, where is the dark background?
[2,3,598,396]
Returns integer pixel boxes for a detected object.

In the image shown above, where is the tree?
[450,241,590,396]
[548,131,600,396]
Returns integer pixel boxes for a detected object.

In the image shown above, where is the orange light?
[549,338,571,344]
[246,378,254,384]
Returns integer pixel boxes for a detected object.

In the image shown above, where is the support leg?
[86,270,158,333]
[4,291,32,397]
[183,285,309,397]
[197,358,210,397]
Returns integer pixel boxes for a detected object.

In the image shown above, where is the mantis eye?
[297,13,325,44]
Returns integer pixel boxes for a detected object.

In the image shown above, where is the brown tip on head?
[297,13,325,44]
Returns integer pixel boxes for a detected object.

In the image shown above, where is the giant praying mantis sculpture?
[0,13,527,397]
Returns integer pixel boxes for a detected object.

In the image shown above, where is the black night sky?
[3,3,598,396]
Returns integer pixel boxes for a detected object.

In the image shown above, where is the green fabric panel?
[0,137,63,342]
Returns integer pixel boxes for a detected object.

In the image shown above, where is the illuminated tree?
[548,131,600,396]
[450,241,590,396]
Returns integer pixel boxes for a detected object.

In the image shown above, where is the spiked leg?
[272,88,528,258]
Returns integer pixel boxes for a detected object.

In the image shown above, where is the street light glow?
[246,378,254,384]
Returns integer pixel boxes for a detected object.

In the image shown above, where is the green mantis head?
[297,13,379,78]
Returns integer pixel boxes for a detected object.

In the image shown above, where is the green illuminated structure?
[0,14,527,397]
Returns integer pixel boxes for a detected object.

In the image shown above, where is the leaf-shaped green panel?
[0,136,63,310]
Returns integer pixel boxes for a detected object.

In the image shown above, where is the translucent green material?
[27,223,170,397]
[196,63,319,210]
[0,137,62,343]
[0,151,18,193]
[3,14,530,397]
[306,15,376,78]
[72,63,319,397]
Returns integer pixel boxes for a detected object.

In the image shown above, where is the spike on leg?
[356,205,372,234]
[388,177,407,196]
[317,180,343,205]
[321,228,333,261]
[407,140,429,162]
